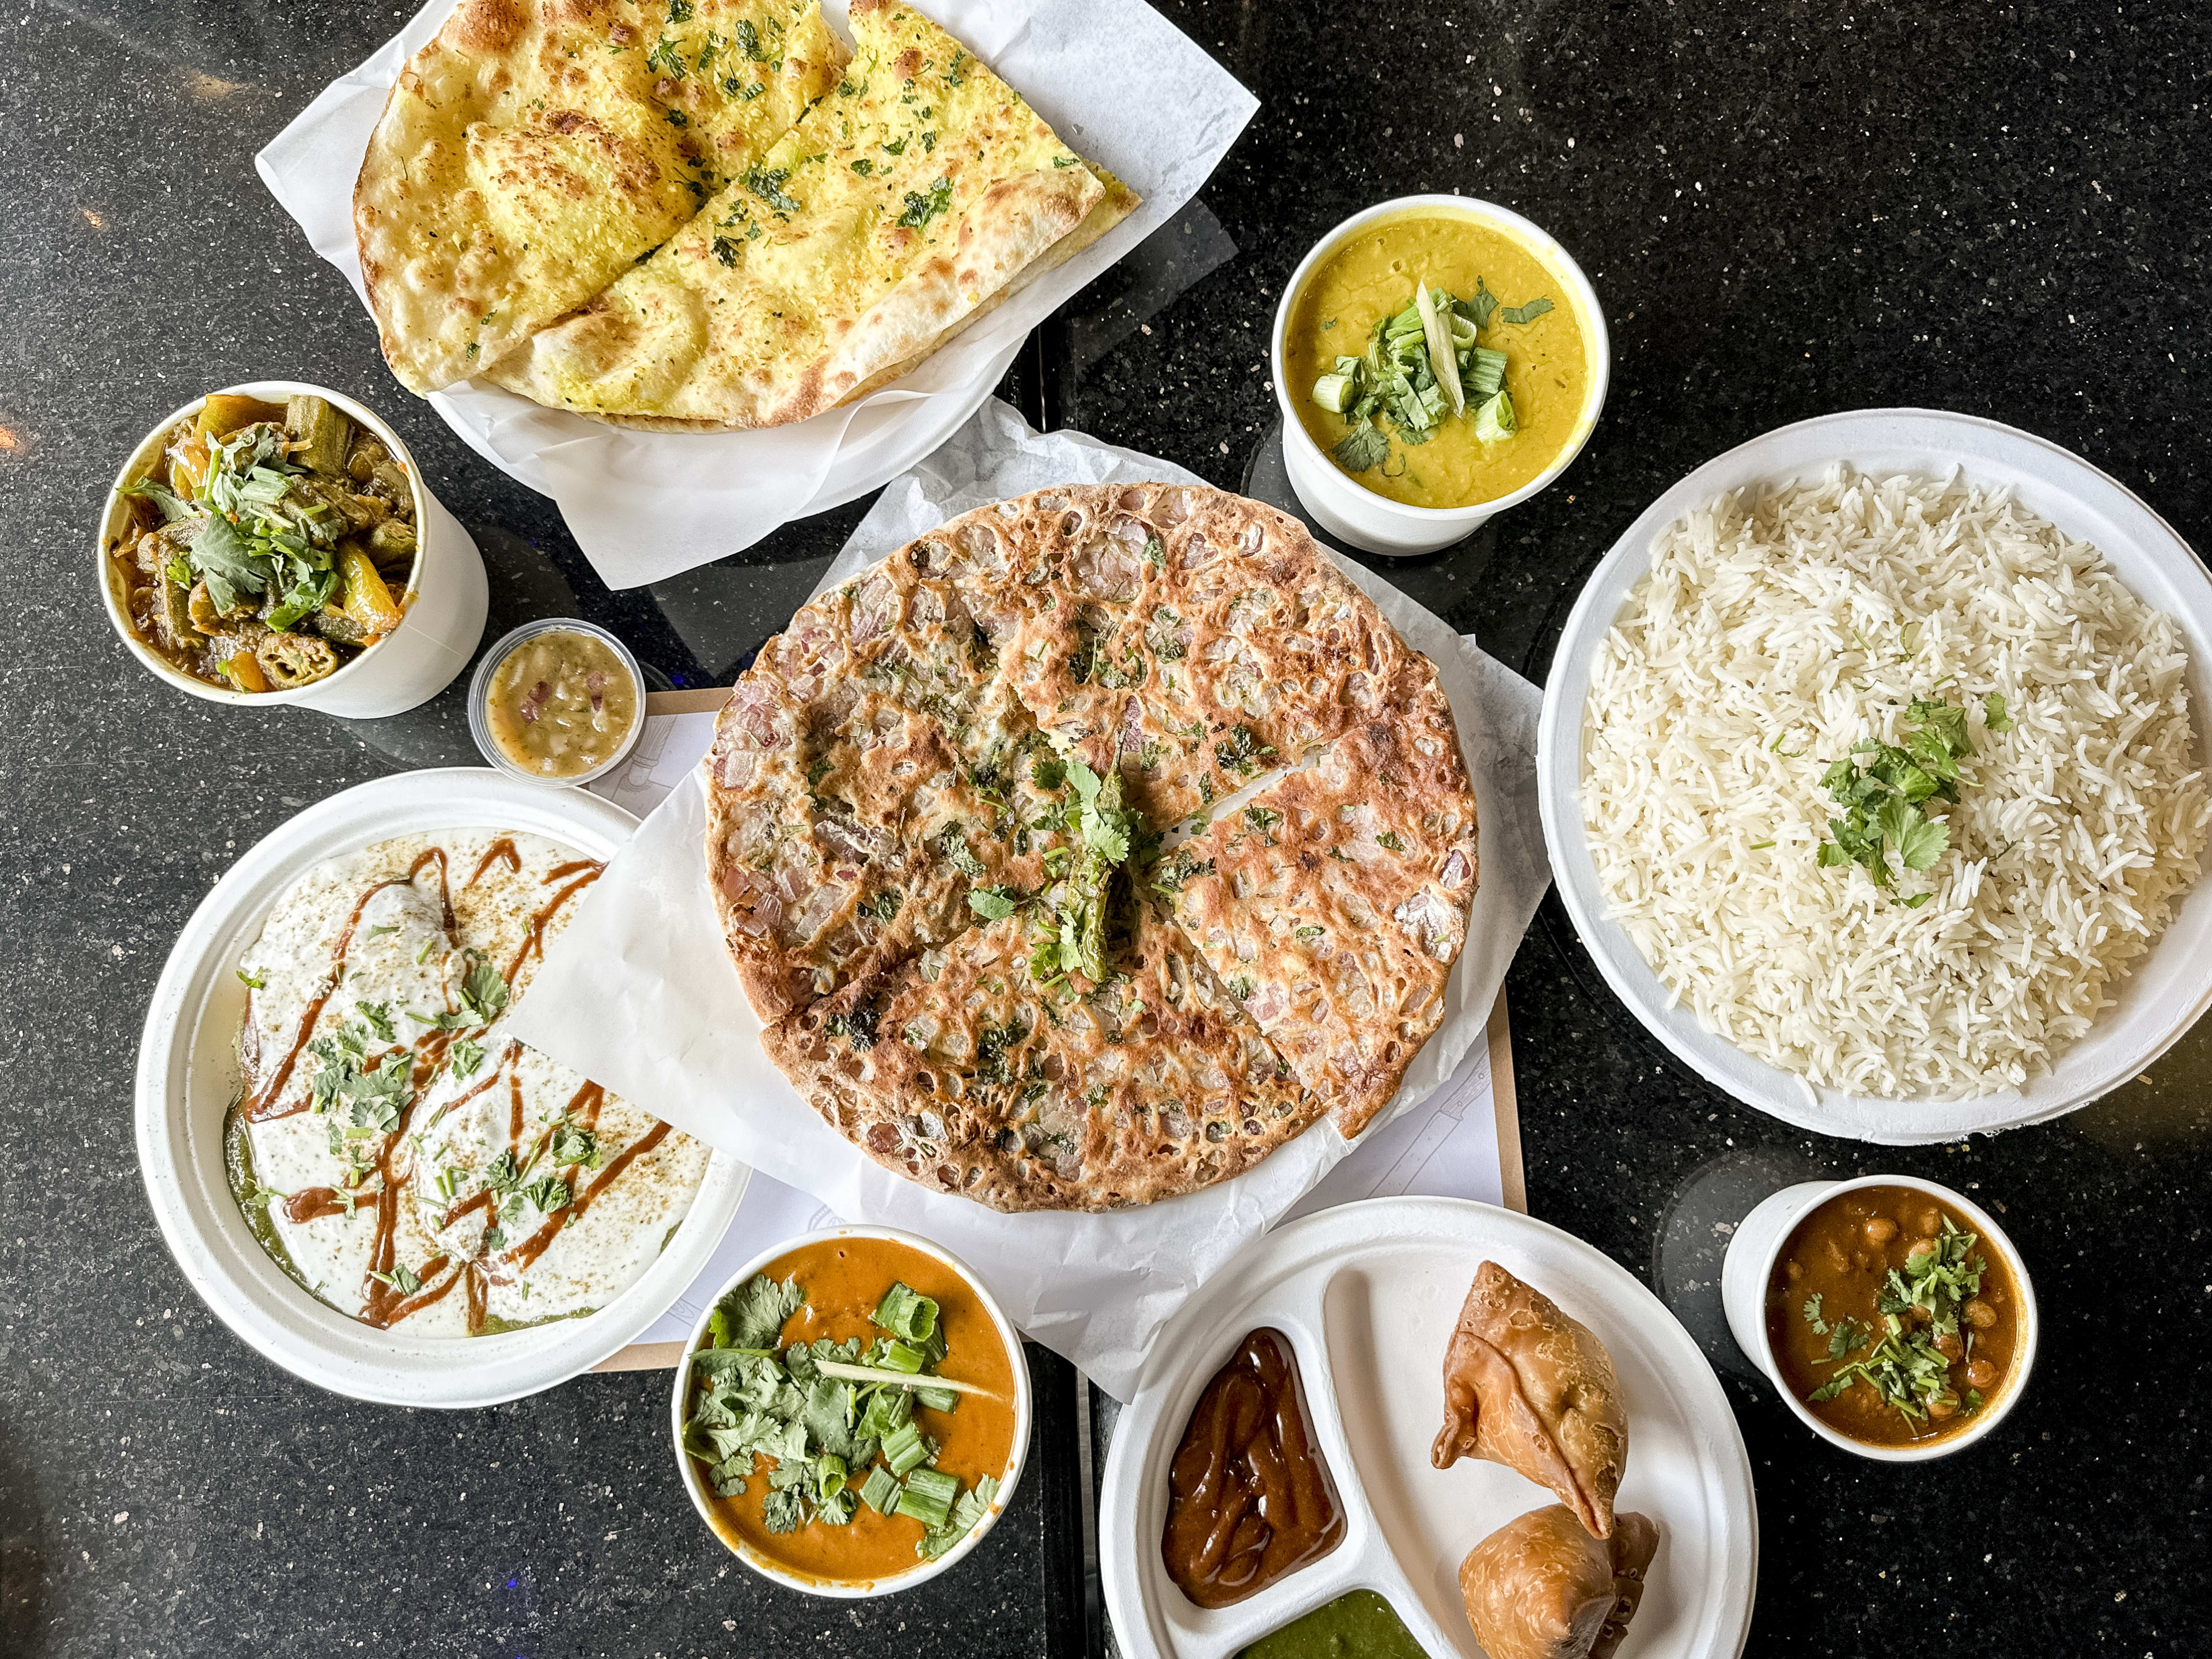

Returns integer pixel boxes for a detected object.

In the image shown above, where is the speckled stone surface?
[2,0,2209,1654]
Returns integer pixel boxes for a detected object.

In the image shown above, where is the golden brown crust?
[761,899,1325,1211]
[482,3,1134,427]
[1433,1263,1629,1539]
[1157,665,1479,1138]
[1456,1506,1660,1659]
[354,0,846,394]
[710,484,1480,1206]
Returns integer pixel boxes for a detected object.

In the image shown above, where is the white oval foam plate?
[135,767,748,1408]
[1537,408,2212,1143]
[1100,1197,1756,1659]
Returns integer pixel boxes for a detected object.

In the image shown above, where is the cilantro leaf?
[968,885,1019,922]
[1332,423,1391,474]
[715,1274,806,1353]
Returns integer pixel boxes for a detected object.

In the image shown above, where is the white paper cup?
[1720,1175,2038,1461]
[671,1224,1032,1597]
[96,379,488,718]
[1271,195,1609,557]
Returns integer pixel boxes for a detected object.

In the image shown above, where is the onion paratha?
[1155,695,1480,1139]
[709,485,1481,1208]
[486,0,1138,427]
[763,896,1323,1211]
[355,0,846,393]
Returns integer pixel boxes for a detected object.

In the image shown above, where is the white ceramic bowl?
[134,767,748,1407]
[467,619,649,789]
[1537,408,2212,1142]
[671,1224,1032,1597]
[1720,1175,2039,1462]
[1271,195,1609,556]
[97,379,489,718]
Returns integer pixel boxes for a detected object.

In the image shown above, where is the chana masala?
[1764,1184,2021,1447]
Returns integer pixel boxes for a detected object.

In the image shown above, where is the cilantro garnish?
[1813,696,2003,900]
[685,1270,993,1556]
[968,885,1019,922]
[895,176,953,230]
[744,165,801,214]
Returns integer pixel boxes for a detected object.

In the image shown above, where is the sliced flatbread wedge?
[487,0,1137,427]
[974,484,1421,829]
[762,894,1323,1211]
[1154,683,1479,1139]
[355,0,846,393]
[706,546,1077,1021]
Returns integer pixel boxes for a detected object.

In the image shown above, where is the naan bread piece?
[1432,1263,1630,1540]
[1457,1507,1661,1659]
[760,895,1324,1211]
[975,485,1419,829]
[487,0,1135,426]
[1155,685,1478,1138]
[704,548,1073,1021]
[355,0,845,392]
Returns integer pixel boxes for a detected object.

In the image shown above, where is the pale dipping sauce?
[484,629,640,779]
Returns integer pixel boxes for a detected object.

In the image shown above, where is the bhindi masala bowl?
[97,379,487,718]
[672,1225,1031,1596]
[1272,195,1608,556]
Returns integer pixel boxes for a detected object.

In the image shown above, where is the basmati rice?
[1580,468,2209,1099]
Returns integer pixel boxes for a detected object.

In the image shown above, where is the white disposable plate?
[1537,408,2212,1143]
[1099,1197,1756,1659]
[135,767,749,1408]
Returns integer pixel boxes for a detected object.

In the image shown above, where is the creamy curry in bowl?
[1283,207,1597,511]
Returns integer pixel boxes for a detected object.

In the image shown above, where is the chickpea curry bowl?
[101,385,422,697]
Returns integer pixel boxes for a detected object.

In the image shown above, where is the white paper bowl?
[1271,195,1609,557]
[135,767,748,1407]
[1537,408,2212,1142]
[669,1224,1032,1597]
[1720,1176,2038,1461]
[97,380,489,719]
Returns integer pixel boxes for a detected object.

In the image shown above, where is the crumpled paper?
[255,0,1257,590]
[506,401,1549,1397]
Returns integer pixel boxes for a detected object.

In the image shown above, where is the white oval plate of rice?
[1539,408,2212,1142]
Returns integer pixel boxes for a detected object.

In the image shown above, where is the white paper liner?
[255,0,1258,589]
[507,401,1549,1396]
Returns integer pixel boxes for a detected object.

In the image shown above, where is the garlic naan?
[355,0,846,393]
[486,0,1137,428]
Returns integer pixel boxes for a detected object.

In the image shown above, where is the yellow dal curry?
[1285,211,1593,509]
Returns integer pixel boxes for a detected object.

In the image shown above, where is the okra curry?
[681,1236,1018,1584]
[1765,1184,2022,1448]
[109,392,418,692]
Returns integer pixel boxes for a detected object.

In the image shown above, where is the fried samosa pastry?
[1457,1505,1660,1659]
[1431,1261,1629,1537]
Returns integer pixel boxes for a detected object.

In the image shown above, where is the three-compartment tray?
[1099,1197,1757,1659]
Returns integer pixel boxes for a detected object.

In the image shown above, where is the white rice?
[1580,467,2210,1099]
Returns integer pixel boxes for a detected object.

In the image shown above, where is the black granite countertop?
[2,0,2209,1654]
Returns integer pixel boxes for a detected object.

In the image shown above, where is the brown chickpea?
[1853,1251,1874,1272]
[1785,1259,1805,1284]
[1824,1238,1850,1272]
[1964,1358,1999,1390]
[1927,1395,1957,1420]
[1964,1299,1998,1329]
[1934,1331,1964,1361]
[1916,1208,1942,1236]
[1864,1216,1899,1246]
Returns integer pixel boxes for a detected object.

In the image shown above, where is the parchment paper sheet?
[508,402,1549,1396]
[255,0,1257,589]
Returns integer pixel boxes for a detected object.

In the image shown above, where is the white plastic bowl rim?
[1724,1174,2040,1463]
[1537,407,2212,1142]
[668,1223,1033,1599]
[134,766,749,1408]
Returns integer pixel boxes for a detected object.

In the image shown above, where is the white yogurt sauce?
[232,830,709,1337]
